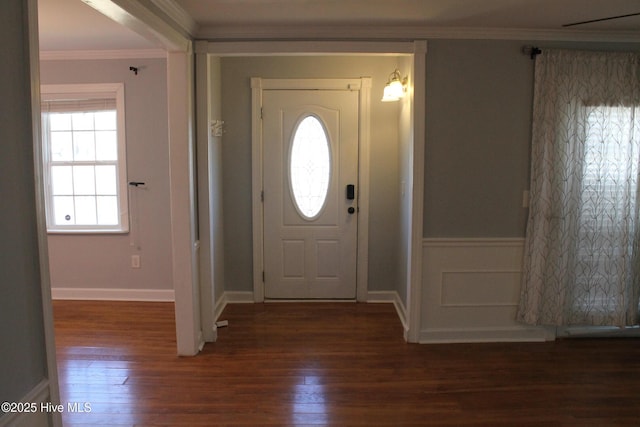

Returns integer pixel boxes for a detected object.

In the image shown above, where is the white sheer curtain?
[517,49,640,327]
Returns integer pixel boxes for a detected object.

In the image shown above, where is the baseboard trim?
[224,291,256,303]
[367,291,408,332]
[213,290,410,335]
[214,291,254,322]
[419,326,552,344]
[0,379,51,427]
[51,287,175,302]
[558,325,640,338]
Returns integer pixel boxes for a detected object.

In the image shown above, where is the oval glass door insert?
[289,115,331,219]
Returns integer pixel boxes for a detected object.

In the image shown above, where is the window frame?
[41,83,129,234]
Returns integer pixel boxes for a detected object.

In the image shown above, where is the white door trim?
[199,39,425,342]
[251,77,371,302]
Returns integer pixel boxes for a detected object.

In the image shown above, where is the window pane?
[49,113,71,131]
[53,196,75,225]
[95,165,117,195]
[94,111,116,130]
[97,196,119,225]
[73,165,95,195]
[42,85,127,232]
[75,196,97,225]
[290,115,331,219]
[72,112,94,131]
[95,131,118,161]
[51,166,73,195]
[51,131,73,161]
[73,131,95,161]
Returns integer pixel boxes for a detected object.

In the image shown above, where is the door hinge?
[261,190,264,202]
[260,107,264,119]
[262,271,265,282]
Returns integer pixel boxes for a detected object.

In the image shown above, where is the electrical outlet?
[131,255,141,268]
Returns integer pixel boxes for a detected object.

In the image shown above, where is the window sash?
[41,83,128,233]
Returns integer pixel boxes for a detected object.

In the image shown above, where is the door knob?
[348,207,356,214]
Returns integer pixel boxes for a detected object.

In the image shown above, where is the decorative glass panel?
[290,115,331,219]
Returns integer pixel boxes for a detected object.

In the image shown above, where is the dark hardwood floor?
[53,300,640,426]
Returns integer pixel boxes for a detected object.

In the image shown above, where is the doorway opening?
[197,43,426,341]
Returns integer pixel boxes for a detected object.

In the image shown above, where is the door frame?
[196,39,426,342]
[251,77,372,302]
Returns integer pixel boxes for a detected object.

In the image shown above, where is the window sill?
[47,229,129,235]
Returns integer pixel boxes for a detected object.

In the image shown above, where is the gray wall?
[40,58,173,291]
[0,0,48,410]
[423,39,640,239]
[424,40,533,238]
[220,56,403,293]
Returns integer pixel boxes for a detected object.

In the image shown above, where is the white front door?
[262,88,359,299]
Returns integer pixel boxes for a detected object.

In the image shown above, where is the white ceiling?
[38,0,640,51]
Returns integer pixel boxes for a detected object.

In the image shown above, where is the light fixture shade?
[381,84,400,102]
[381,69,406,102]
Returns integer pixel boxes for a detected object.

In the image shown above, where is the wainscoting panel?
[441,270,521,307]
[421,238,549,343]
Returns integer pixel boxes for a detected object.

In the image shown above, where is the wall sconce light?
[381,69,407,102]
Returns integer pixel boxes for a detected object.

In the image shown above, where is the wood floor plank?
[53,300,640,426]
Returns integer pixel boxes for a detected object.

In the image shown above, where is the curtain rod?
[523,46,542,60]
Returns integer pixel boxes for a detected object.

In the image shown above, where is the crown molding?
[196,24,640,43]
[198,40,416,56]
[81,0,190,52]
[40,49,167,61]
[149,0,198,36]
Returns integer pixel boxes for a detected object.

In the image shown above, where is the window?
[576,105,639,309]
[41,84,128,233]
[518,49,640,327]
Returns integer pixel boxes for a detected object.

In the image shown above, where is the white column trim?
[356,78,372,302]
[167,48,202,356]
[251,77,265,302]
[405,40,427,343]
[28,0,62,423]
